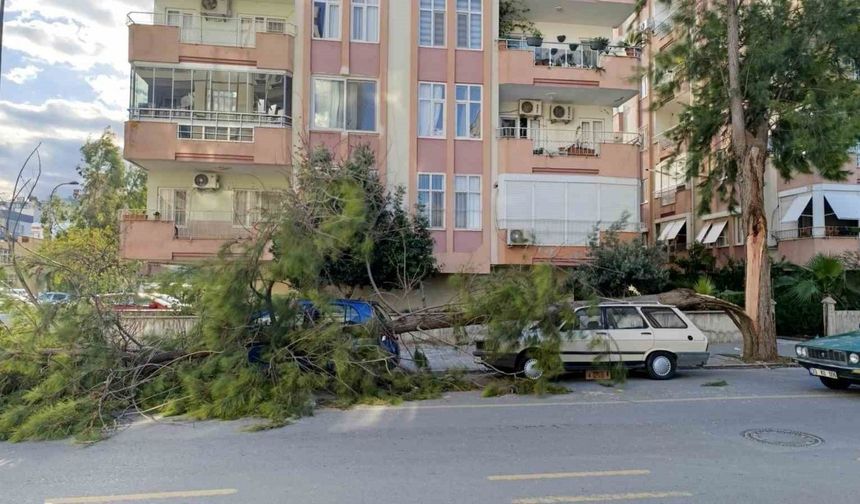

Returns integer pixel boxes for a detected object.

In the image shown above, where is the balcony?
[119,210,274,262]
[127,12,295,71]
[498,40,639,100]
[775,227,860,265]
[497,128,640,176]
[124,118,292,168]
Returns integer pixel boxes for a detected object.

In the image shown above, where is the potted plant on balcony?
[623,29,644,57]
[526,28,544,47]
[499,0,535,40]
[556,35,566,43]
[589,36,610,53]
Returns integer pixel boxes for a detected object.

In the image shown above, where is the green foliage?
[652,0,860,211]
[693,277,716,296]
[499,0,535,37]
[73,128,147,233]
[580,216,669,297]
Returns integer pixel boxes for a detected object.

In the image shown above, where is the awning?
[695,223,712,243]
[702,220,728,244]
[665,220,686,240]
[825,192,860,220]
[780,194,812,223]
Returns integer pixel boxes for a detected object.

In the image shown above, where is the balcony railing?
[129,107,291,129]
[499,39,639,69]
[122,209,275,240]
[499,219,643,247]
[497,128,640,157]
[127,12,295,48]
[774,227,860,241]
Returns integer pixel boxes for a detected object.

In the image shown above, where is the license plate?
[586,370,611,381]
[811,368,838,379]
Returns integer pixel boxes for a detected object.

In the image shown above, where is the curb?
[701,362,800,370]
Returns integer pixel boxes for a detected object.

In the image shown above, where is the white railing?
[127,11,295,48]
[499,219,643,247]
[499,39,639,68]
[129,107,291,136]
[121,210,276,240]
[774,227,860,241]
[497,128,640,157]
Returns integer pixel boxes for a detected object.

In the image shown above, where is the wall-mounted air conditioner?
[201,0,230,18]
[549,104,574,123]
[518,100,543,118]
[507,229,533,246]
[193,173,220,190]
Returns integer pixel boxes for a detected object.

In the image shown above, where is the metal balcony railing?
[774,227,860,241]
[499,39,639,69]
[497,128,640,157]
[121,209,276,240]
[127,11,295,48]
[498,219,643,247]
[129,107,291,136]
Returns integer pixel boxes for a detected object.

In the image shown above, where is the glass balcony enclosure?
[129,66,292,130]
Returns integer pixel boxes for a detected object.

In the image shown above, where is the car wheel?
[819,376,852,390]
[646,352,676,380]
[516,352,543,381]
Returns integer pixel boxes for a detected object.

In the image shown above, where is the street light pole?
[45,181,79,239]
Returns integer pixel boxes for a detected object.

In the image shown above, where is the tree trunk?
[726,0,777,361]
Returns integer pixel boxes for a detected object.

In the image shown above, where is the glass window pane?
[267,74,285,116]
[469,176,480,192]
[433,102,444,135]
[431,191,444,227]
[433,83,445,99]
[418,174,430,190]
[456,103,467,137]
[366,6,379,41]
[433,12,445,45]
[173,69,192,110]
[455,192,467,228]
[606,307,648,329]
[455,176,468,192]
[468,193,481,228]
[152,68,173,109]
[470,86,481,101]
[456,85,467,101]
[133,67,152,109]
[352,7,364,40]
[346,80,376,131]
[470,102,481,137]
[457,14,468,48]
[431,174,443,190]
[419,83,431,99]
[418,100,431,136]
[313,79,344,129]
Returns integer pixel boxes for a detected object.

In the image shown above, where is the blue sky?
[0,0,149,199]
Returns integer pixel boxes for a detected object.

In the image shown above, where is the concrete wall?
[685,311,742,344]
[119,314,199,341]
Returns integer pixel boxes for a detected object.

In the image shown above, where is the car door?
[640,306,703,353]
[602,306,654,364]
[560,306,606,365]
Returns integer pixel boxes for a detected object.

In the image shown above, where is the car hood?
[805,332,860,351]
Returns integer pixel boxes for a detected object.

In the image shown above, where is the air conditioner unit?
[549,104,574,123]
[639,18,656,33]
[507,229,532,246]
[193,173,220,190]
[518,99,543,118]
[201,0,230,17]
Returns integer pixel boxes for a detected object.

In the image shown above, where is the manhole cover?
[742,428,824,447]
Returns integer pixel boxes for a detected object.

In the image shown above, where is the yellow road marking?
[353,393,835,412]
[513,491,693,504]
[44,488,237,504]
[489,469,650,481]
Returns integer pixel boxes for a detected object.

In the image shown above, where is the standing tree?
[73,128,146,233]
[651,0,860,360]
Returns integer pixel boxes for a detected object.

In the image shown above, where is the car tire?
[646,352,676,380]
[819,376,852,390]
[516,352,543,381]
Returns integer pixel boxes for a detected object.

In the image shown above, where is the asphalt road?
[1,367,859,504]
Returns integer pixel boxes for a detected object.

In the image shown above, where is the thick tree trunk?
[726,0,777,361]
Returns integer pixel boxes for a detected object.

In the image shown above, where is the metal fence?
[499,39,638,68]
[122,210,274,240]
[773,226,860,241]
[499,219,643,247]
[129,107,291,129]
[497,128,640,157]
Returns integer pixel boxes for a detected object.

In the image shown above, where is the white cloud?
[86,74,131,110]
[0,99,124,148]
[3,65,43,85]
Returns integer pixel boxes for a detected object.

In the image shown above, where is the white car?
[473,302,710,380]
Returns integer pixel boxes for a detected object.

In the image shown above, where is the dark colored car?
[795,333,860,389]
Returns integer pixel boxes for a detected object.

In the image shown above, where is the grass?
[701,380,728,387]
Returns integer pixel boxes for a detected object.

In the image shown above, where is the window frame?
[419,0,446,48]
[351,0,380,43]
[641,307,688,329]
[310,76,379,133]
[456,0,483,50]
[733,215,745,246]
[455,84,482,140]
[574,306,605,331]
[157,187,189,228]
[313,0,342,40]
[418,81,447,138]
[604,306,649,330]
[232,189,279,228]
[454,175,482,230]
[417,172,446,230]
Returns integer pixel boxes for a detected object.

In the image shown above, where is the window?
[456,0,482,49]
[419,0,446,47]
[605,307,648,330]
[455,175,481,229]
[455,84,481,139]
[733,216,745,245]
[640,75,649,97]
[166,9,195,43]
[157,188,188,227]
[574,307,603,330]
[233,190,279,227]
[240,16,289,46]
[352,0,379,42]
[178,125,253,142]
[418,173,445,228]
[312,77,377,131]
[418,82,446,137]
[641,307,687,329]
[313,0,341,39]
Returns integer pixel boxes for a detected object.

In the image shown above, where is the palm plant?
[774,254,860,308]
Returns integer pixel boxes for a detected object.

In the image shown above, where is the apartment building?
[120,0,645,273]
[638,0,860,266]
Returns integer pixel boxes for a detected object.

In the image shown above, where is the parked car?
[252,299,400,361]
[795,334,860,389]
[473,302,710,380]
[37,292,72,304]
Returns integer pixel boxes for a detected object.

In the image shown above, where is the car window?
[574,307,603,330]
[641,307,688,328]
[604,307,648,330]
